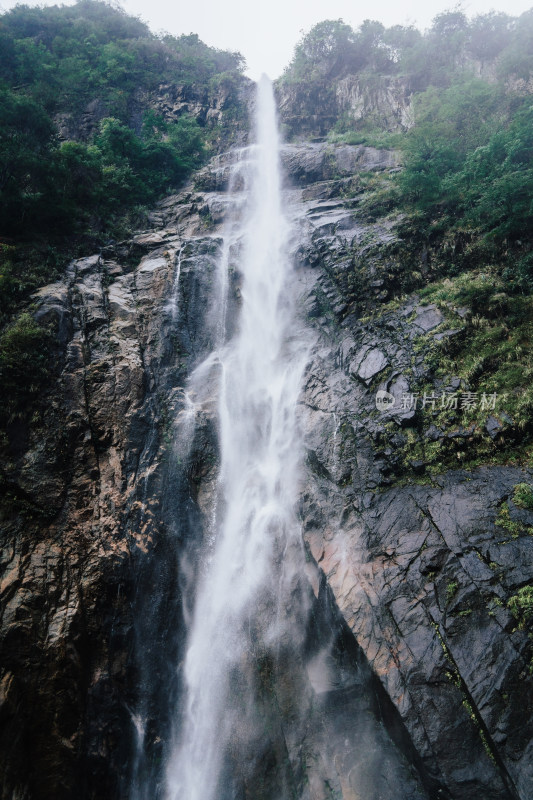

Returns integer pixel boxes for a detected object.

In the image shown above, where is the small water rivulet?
[164,74,311,800]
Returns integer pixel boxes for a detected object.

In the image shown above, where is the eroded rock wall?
[276,75,414,139]
[56,77,253,147]
[0,186,231,797]
[0,141,531,800]
[288,144,533,800]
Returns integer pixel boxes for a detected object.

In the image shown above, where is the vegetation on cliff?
[282,11,532,91]
[0,0,247,433]
[281,10,533,288]
[2,2,533,470]
[280,10,533,479]
[0,0,245,321]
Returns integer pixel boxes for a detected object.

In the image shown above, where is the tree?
[0,313,53,423]
[497,9,533,80]
[283,20,358,80]
[356,20,391,72]
[398,80,503,214]
[456,103,533,243]
[0,89,57,233]
[383,25,422,65]
[467,12,512,65]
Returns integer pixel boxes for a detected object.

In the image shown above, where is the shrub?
[0,313,53,424]
[513,483,533,510]
[508,585,533,629]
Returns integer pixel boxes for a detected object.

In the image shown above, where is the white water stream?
[164,75,309,800]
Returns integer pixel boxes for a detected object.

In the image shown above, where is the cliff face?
[289,147,533,799]
[0,139,532,800]
[0,195,225,797]
[276,75,414,139]
[56,78,252,147]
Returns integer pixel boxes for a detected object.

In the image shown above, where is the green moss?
[495,503,533,539]
[513,483,533,510]
[507,586,533,674]
[328,127,405,150]
[508,585,533,630]
[338,171,402,220]
[417,270,533,433]
[446,580,459,603]
[379,266,533,484]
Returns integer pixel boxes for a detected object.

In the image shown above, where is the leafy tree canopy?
[283,8,533,88]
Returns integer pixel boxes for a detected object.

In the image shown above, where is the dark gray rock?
[281,142,400,186]
[413,304,445,332]
[486,415,503,439]
[434,328,462,341]
[426,425,443,441]
[297,174,533,798]
[351,347,389,383]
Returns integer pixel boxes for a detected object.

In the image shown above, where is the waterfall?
[164,75,310,800]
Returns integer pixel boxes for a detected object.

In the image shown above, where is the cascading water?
[164,75,310,800]
[131,72,441,800]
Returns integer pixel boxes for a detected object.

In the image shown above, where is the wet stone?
[351,347,389,384]
[413,303,444,332]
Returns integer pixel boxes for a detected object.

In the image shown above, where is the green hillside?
[0,0,245,323]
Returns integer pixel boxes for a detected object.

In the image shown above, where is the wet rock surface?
[276,74,414,139]
[288,148,533,799]
[0,141,532,800]
[56,78,253,147]
[0,184,228,797]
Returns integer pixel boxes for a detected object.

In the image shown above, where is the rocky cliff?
[289,147,533,800]
[56,77,252,148]
[0,138,532,800]
[277,75,414,139]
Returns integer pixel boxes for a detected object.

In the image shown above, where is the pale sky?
[1,0,533,79]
